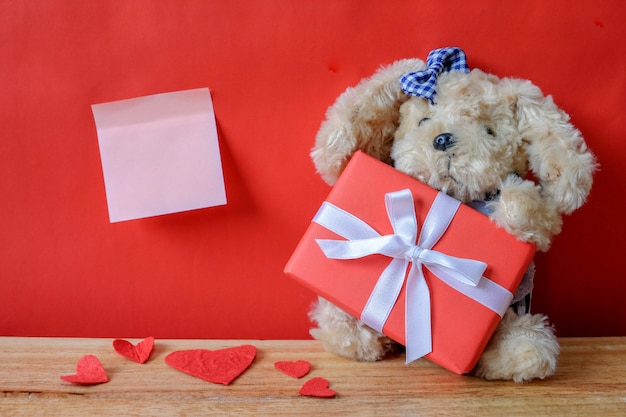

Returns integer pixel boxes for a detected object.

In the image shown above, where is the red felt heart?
[274,360,311,378]
[165,345,256,385]
[60,355,109,385]
[299,377,336,398]
[113,336,155,364]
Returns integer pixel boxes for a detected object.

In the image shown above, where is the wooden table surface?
[1,337,625,416]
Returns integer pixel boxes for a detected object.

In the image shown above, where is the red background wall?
[1,0,624,340]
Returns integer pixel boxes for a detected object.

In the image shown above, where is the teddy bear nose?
[433,133,456,151]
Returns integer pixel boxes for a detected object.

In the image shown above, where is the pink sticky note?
[92,88,226,222]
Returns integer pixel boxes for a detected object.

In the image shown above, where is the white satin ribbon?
[313,189,513,364]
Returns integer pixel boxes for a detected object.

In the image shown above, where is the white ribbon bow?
[313,189,513,364]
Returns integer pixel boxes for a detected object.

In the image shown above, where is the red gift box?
[284,151,535,374]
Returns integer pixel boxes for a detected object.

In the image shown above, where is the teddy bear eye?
[485,126,495,136]
[418,117,431,126]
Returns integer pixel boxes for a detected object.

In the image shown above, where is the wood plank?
[1,337,625,416]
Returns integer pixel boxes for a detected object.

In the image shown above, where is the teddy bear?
[308,47,596,382]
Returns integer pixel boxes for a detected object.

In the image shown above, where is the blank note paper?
[92,88,226,222]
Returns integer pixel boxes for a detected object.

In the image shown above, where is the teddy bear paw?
[308,297,399,361]
[310,325,397,362]
[491,175,562,251]
[474,310,559,382]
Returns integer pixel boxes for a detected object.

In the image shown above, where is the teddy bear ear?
[311,59,425,185]
[503,78,598,214]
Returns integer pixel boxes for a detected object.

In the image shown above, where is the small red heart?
[165,345,256,385]
[274,360,311,378]
[60,355,109,385]
[113,337,155,364]
[299,377,336,398]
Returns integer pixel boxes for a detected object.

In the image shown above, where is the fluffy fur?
[309,56,596,382]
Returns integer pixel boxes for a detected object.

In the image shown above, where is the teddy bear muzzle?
[433,133,456,152]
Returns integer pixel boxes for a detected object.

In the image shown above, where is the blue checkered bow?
[400,47,470,103]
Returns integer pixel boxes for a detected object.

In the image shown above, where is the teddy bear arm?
[528,137,597,215]
[488,175,562,251]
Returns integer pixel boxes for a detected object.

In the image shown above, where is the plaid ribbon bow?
[400,47,470,103]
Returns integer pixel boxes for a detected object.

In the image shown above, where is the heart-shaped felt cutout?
[165,345,256,385]
[299,377,336,398]
[274,360,311,378]
[60,355,109,385]
[113,337,155,364]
